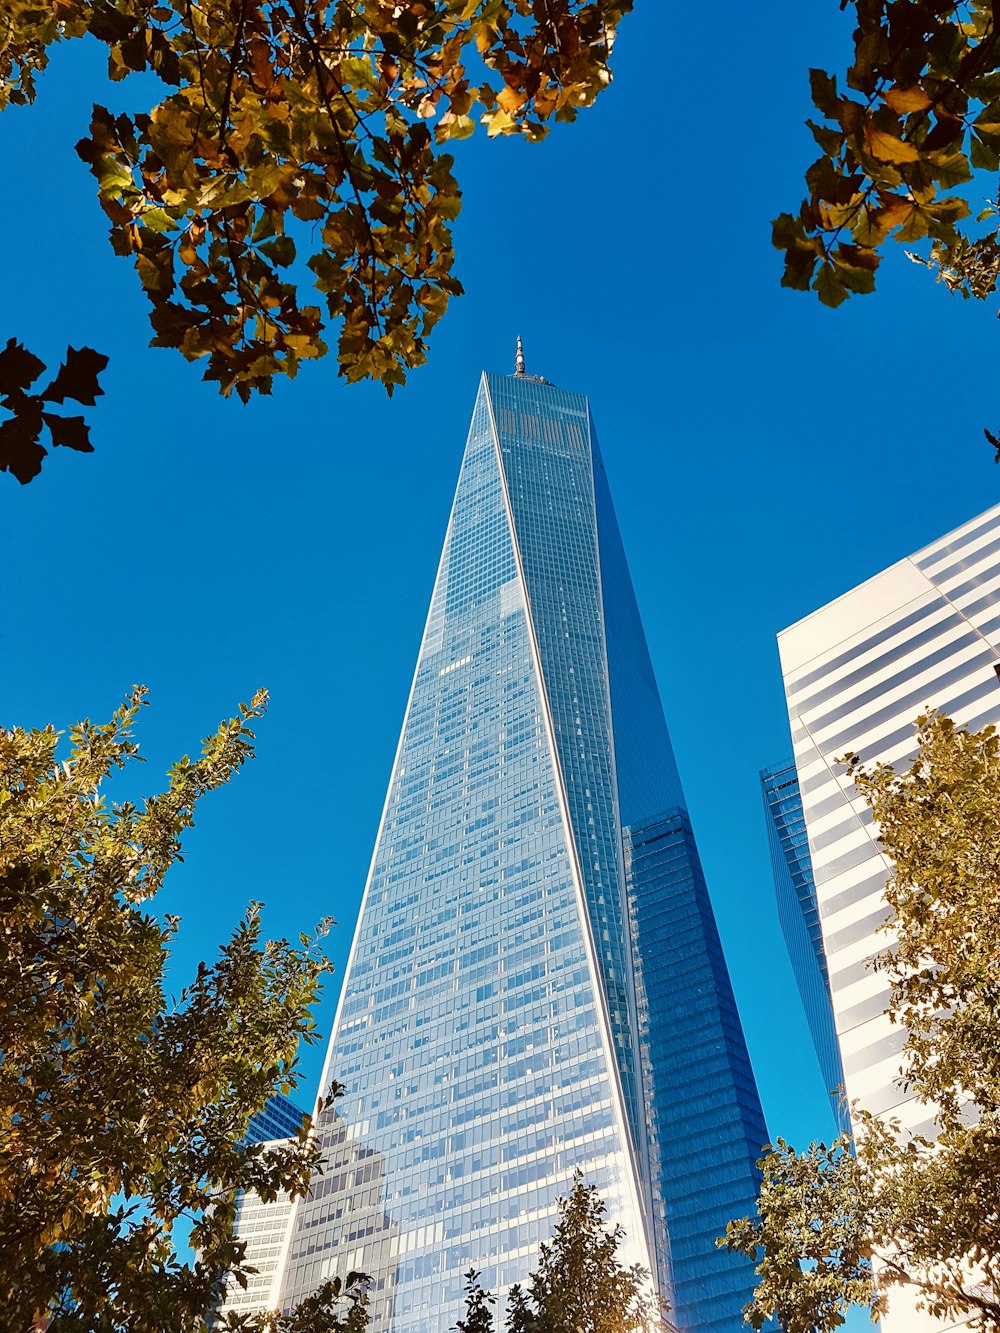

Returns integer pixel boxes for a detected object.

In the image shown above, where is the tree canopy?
[0,0,631,436]
[456,1172,664,1333]
[0,688,359,1331]
[775,0,1000,314]
[723,711,1000,1331]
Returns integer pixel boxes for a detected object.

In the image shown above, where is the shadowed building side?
[625,812,773,1333]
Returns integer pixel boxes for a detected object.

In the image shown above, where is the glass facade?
[625,811,774,1332]
[247,1094,307,1144]
[760,761,847,1127]
[273,367,770,1331]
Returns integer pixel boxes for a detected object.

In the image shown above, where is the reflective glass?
[278,377,647,1330]
[272,370,770,1333]
[760,761,846,1127]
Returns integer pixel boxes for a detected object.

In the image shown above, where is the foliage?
[723,711,1000,1331]
[454,1269,496,1333]
[458,1173,663,1333]
[220,1273,372,1331]
[504,1285,533,1333]
[2,0,631,405]
[0,687,358,1331]
[774,0,1000,310]
[0,338,109,484]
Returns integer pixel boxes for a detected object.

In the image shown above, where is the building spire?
[514,335,526,377]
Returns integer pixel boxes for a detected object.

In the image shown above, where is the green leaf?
[809,68,839,119]
[259,236,296,268]
[807,119,845,156]
[814,262,849,307]
[926,149,972,190]
[251,210,278,243]
[833,244,878,293]
[781,246,817,291]
[971,134,1000,172]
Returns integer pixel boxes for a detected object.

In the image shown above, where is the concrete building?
[777,501,1000,1332]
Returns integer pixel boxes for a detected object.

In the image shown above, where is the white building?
[216,1172,295,1320]
[212,1095,303,1321]
[777,501,1000,1332]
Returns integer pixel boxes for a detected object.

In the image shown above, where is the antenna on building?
[514,335,526,377]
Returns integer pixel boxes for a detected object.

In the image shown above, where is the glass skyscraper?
[760,761,846,1128]
[272,355,771,1331]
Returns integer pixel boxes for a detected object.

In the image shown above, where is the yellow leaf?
[819,194,865,229]
[496,85,525,115]
[884,85,932,114]
[865,123,921,163]
[879,196,916,230]
[484,107,514,138]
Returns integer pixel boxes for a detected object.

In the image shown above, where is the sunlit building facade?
[777,501,1000,1332]
[214,1095,305,1321]
[272,354,771,1331]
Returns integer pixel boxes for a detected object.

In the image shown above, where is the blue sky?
[3,5,996,1321]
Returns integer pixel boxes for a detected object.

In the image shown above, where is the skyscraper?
[777,500,1000,1332]
[215,1095,306,1320]
[760,761,846,1128]
[273,350,771,1331]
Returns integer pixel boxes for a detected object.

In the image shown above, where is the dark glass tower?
[760,761,847,1128]
[275,356,770,1331]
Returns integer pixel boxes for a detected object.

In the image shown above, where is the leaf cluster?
[0,338,109,484]
[724,711,1000,1331]
[725,1110,1000,1332]
[218,1272,373,1331]
[0,689,344,1331]
[775,0,1000,309]
[847,711,1000,1127]
[721,1134,878,1333]
[2,0,631,400]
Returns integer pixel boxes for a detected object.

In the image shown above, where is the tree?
[0,0,631,437]
[773,0,1000,315]
[723,711,1000,1331]
[458,1172,663,1333]
[504,1284,535,1333]
[455,1269,496,1333]
[0,687,363,1331]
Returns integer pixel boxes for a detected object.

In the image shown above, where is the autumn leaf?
[776,0,1000,313]
[7,0,631,403]
[864,123,921,163]
[884,86,932,114]
[0,341,108,484]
